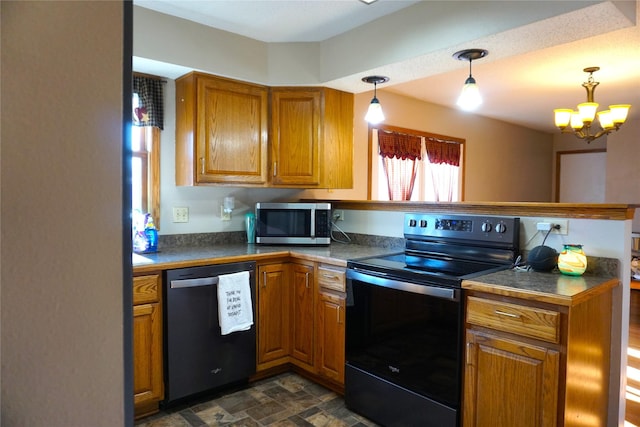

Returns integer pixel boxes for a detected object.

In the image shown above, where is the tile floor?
[135,372,379,427]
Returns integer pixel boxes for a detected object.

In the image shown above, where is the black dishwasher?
[163,261,256,406]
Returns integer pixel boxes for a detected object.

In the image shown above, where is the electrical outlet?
[172,207,189,223]
[538,218,568,235]
[333,210,344,221]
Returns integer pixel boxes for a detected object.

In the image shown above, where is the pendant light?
[453,49,488,111]
[362,76,390,124]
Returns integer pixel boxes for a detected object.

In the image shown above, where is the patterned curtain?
[133,76,164,129]
[378,131,421,200]
[378,131,422,160]
[425,137,460,166]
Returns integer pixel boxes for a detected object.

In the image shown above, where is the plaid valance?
[378,131,422,160]
[133,76,164,130]
[425,137,460,166]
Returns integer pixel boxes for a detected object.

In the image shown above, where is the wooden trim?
[307,200,637,220]
[554,149,606,202]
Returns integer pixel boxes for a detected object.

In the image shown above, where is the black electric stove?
[345,213,520,427]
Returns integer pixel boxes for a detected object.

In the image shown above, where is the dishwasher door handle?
[170,276,219,289]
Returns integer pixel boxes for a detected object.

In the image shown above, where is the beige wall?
[553,117,640,231]
[303,90,554,202]
[1,2,127,425]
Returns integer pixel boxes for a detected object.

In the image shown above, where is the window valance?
[133,76,164,130]
[425,137,460,166]
[378,131,422,160]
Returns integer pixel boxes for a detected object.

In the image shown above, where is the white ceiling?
[134,0,640,134]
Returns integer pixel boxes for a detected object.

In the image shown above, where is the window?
[369,125,464,201]
[131,107,160,224]
[132,75,163,228]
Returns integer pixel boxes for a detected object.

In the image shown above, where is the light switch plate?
[172,207,189,223]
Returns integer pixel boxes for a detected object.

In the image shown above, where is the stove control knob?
[481,222,492,232]
[408,219,417,227]
[495,223,507,233]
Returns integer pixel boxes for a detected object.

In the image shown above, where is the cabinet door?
[196,75,268,184]
[291,262,315,368]
[316,289,346,384]
[270,89,321,186]
[463,329,559,427]
[257,263,291,367]
[133,302,163,415]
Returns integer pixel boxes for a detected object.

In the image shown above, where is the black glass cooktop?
[347,252,511,288]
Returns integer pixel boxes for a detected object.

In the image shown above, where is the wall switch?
[172,207,189,223]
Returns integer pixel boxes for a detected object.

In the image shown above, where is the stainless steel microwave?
[255,202,332,245]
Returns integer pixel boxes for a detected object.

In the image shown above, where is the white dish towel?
[217,271,254,335]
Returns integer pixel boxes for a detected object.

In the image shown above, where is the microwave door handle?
[310,208,315,237]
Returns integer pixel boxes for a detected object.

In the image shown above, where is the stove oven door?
[345,268,463,427]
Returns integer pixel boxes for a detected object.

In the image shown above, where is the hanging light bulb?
[453,49,488,111]
[362,76,390,124]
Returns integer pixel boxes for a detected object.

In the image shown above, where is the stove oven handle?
[347,269,459,301]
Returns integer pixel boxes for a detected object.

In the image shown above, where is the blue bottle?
[144,214,158,252]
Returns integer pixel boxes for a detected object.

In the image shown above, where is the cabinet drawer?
[466,296,560,343]
[317,265,346,292]
[133,274,160,305]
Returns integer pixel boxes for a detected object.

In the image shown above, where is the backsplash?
[158,232,619,277]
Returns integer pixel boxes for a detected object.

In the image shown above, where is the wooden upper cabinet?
[175,72,268,186]
[175,70,354,188]
[270,87,354,188]
[270,89,321,186]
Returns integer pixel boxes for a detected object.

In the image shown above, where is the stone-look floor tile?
[178,409,207,427]
[136,412,193,427]
[244,399,287,421]
[304,411,349,427]
[216,390,263,414]
[194,405,242,426]
[135,373,374,427]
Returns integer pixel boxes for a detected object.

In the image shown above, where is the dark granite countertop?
[132,242,396,272]
[463,268,619,306]
[133,241,619,306]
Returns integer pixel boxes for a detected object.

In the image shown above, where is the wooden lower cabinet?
[290,261,315,369]
[316,287,346,383]
[464,330,559,427]
[133,273,163,419]
[463,288,614,427]
[257,262,291,369]
[256,259,346,388]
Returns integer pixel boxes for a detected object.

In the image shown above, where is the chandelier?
[554,67,631,143]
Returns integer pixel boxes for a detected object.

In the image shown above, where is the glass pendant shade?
[365,98,385,124]
[577,102,598,125]
[609,104,631,124]
[554,109,572,129]
[457,78,482,111]
[597,110,614,130]
[570,112,583,130]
